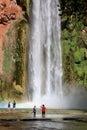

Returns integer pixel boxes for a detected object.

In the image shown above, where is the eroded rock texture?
[0,0,23,74]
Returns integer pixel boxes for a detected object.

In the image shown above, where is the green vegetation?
[13,20,28,86]
[1,18,28,101]
[0,0,31,101]
[61,0,87,88]
[0,0,87,101]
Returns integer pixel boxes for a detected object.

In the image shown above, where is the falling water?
[28,0,63,108]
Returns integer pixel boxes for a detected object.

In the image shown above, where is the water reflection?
[0,120,87,130]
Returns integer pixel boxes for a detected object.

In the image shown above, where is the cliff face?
[0,0,23,74]
[0,0,29,101]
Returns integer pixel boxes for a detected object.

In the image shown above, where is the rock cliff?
[0,0,23,74]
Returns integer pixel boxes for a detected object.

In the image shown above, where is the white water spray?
[28,0,63,108]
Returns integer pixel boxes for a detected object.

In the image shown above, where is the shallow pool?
[0,120,87,130]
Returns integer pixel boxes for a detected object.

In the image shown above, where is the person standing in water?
[41,104,46,117]
[33,106,36,117]
[8,101,11,111]
[13,100,16,110]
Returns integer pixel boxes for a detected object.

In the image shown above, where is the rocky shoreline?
[0,109,87,123]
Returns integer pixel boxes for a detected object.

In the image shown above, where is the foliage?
[61,0,87,88]
[0,19,28,101]
[0,1,30,101]
[13,20,27,85]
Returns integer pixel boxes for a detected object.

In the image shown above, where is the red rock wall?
[0,0,23,74]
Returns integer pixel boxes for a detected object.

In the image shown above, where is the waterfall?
[28,0,63,108]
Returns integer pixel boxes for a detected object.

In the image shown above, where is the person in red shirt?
[41,104,46,117]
